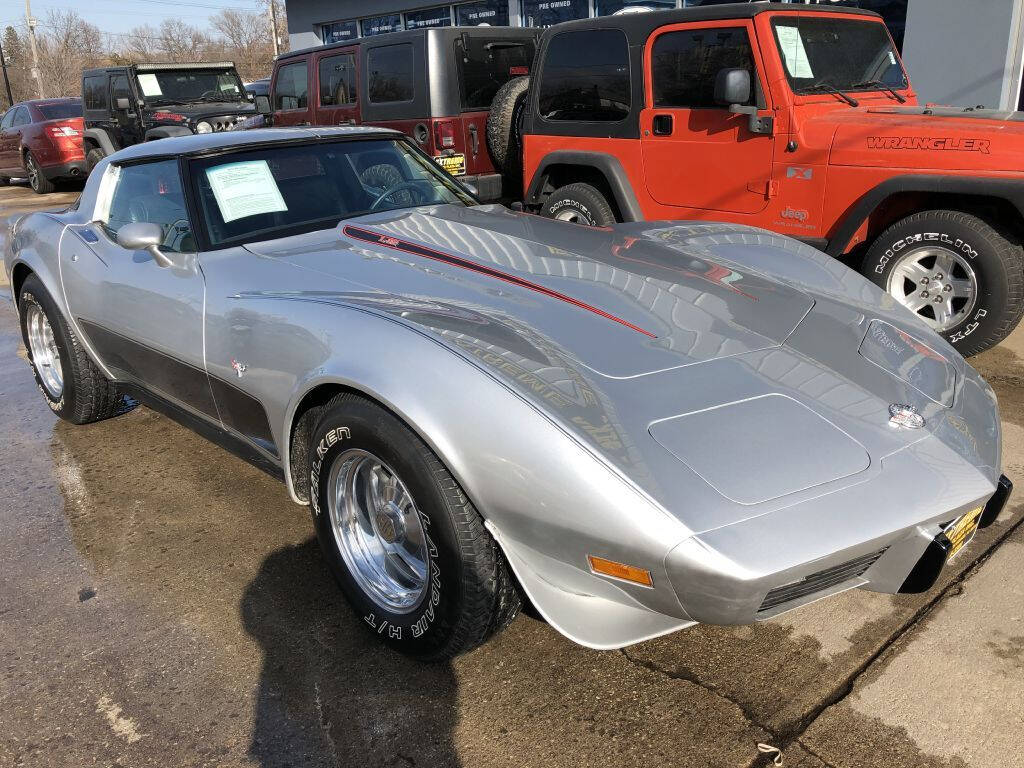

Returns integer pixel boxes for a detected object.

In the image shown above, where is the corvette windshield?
[190,138,476,248]
[772,17,907,95]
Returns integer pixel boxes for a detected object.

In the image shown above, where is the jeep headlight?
[195,121,213,134]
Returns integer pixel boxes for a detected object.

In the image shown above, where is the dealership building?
[282,0,1024,110]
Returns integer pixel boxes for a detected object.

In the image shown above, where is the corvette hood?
[824,106,1024,172]
[243,206,998,530]
[247,205,815,379]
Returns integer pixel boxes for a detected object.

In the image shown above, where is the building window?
[368,43,415,102]
[321,20,358,44]
[319,53,357,106]
[538,29,631,121]
[523,0,588,27]
[596,0,675,15]
[406,5,452,29]
[361,14,403,36]
[652,27,754,109]
[275,61,309,110]
[455,0,509,26]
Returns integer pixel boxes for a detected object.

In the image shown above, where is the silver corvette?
[5,127,1012,660]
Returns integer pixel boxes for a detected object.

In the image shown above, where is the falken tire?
[18,275,131,424]
[309,393,520,661]
[862,210,1024,356]
[542,182,617,227]
[486,76,529,177]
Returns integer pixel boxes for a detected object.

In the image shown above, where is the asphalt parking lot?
[1,181,1022,768]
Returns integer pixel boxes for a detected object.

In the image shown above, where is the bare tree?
[35,10,104,97]
[210,9,274,81]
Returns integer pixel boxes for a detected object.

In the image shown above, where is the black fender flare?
[144,126,194,141]
[524,150,644,222]
[826,174,1024,257]
[82,128,118,156]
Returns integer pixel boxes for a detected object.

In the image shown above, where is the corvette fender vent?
[758,548,888,613]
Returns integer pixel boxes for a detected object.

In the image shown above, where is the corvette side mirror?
[117,222,174,268]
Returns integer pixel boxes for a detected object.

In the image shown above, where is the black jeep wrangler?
[81,62,256,171]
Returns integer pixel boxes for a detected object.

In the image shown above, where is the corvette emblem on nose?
[889,403,925,429]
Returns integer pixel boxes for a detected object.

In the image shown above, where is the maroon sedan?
[0,98,86,194]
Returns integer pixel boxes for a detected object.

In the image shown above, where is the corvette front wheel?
[309,393,519,660]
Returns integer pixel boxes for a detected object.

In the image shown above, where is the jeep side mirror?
[713,67,773,136]
[714,68,751,108]
[117,222,174,268]
[255,95,272,114]
[115,97,131,110]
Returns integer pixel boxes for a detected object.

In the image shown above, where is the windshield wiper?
[851,79,907,103]
[801,81,859,107]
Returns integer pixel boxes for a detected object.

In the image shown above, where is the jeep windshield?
[189,138,476,249]
[772,17,908,96]
[135,68,247,106]
[457,37,536,110]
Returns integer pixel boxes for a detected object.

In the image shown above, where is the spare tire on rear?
[486,76,530,177]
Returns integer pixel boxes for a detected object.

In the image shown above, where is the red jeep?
[514,4,1024,355]
[268,26,537,201]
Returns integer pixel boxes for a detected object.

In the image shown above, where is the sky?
[1,0,264,40]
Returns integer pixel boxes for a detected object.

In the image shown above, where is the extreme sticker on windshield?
[206,160,288,223]
[137,73,163,97]
[776,25,814,79]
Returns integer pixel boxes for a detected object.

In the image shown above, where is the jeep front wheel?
[862,210,1024,356]
[542,183,616,227]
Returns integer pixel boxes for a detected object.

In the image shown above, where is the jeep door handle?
[468,124,479,156]
[652,114,673,136]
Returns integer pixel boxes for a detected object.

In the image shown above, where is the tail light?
[434,120,456,149]
[47,122,80,138]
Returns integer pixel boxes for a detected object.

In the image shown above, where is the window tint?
[457,37,535,110]
[275,61,309,110]
[652,27,755,109]
[12,107,30,126]
[322,20,357,44]
[319,53,357,106]
[0,110,15,130]
[37,101,82,120]
[537,29,630,122]
[110,74,132,107]
[368,44,414,103]
[83,76,107,110]
[104,160,194,253]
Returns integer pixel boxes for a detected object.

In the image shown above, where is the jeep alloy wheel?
[885,246,978,333]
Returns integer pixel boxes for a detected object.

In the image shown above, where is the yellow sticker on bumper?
[434,153,466,176]
[946,506,983,559]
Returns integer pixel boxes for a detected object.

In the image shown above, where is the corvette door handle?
[652,114,673,136]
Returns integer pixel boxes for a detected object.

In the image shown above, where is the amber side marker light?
[587,555,653,587]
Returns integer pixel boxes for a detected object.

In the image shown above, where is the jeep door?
[313,48,359,126]
[60,159,214,416]
[109,72,143,148]
[640,21,775,216]
[271,56,312,126]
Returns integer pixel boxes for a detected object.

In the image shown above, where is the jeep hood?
[824,106,1024,172]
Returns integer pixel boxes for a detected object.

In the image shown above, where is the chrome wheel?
[886,247,977,332]
[25,302,63,399]
[553,207,589,224]
[328,449,428,613]
[26,154,40,191]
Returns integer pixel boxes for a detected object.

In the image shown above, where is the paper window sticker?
[206,160,289,224]
[96,165,121,224]
[137,73,163,96]
[776,26,814,79]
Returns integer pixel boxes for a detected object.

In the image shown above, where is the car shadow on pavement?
[241,539,463,768]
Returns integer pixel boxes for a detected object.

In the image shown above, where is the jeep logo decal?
[867,136,991,154]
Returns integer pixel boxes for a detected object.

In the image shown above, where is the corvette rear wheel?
[862,210,1024,356]
[309,393,520,660]
[18,275,130,423]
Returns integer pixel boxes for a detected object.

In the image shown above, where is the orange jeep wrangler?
[507,3,1024,355]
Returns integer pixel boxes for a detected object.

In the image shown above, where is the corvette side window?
[102,160,195,253]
